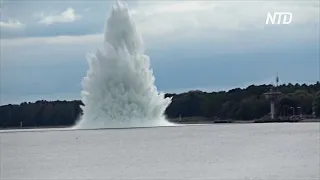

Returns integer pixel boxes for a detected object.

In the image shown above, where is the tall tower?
[263,75,281,120]
[276,72,279,91]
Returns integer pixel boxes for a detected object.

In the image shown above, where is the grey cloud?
[1,37,318,101]
[1,0,319,105]
[0,0,115,38]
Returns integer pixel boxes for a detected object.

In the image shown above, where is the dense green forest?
[1,82,320,128]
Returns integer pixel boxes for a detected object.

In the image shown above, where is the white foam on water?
[75,1,172,129]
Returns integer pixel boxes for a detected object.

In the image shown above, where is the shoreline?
[1,118,319,131]
[173,118,320,124]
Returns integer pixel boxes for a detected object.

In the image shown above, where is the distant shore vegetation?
[1,82,320,128]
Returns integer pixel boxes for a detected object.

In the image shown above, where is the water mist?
[75,1,172,129]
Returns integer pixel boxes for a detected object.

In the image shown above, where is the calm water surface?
[1,123,319,179]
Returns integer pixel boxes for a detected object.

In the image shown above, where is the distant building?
[263,75,281,120]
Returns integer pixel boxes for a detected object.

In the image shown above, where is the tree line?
[1,82,320,128]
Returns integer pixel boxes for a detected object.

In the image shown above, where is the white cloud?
[38,7,81,25]
[0,20,24,28]
[131,1,319,39]
[1,1,318,49]
[84,8,91,12]
[0,34,102,47]
[0,0,5,13]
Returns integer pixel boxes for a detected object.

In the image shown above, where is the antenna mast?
[276,72,279,92]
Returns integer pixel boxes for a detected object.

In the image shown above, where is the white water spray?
[75,1,172,129]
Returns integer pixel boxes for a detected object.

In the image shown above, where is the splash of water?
[75,1,172,129]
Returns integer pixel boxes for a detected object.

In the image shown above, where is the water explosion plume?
[75,1,172,129]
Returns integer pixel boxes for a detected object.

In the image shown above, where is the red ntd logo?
[266,12,293,25]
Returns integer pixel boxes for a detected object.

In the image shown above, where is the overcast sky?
[0,0,319,105]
